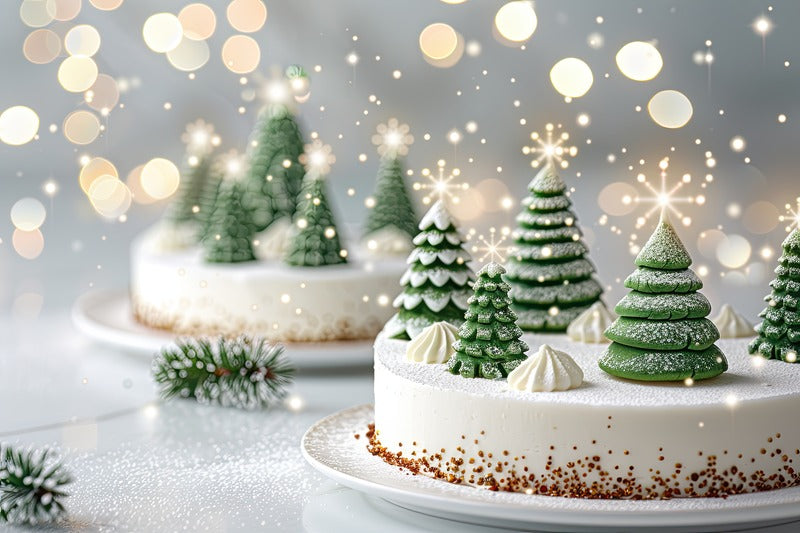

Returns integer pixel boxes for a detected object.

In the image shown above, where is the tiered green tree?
[203,179,255,263]
[384,200,473,339]
[284,175,347,267]
[242,106,305,233]
[166,155,213,226]
[749,228,800,362]
[598,211,728,381]
[363,157,417,241]
[448,262,529,379]
[195,158,225,241]
[506,162,603,332]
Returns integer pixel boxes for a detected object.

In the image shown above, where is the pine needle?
[0,444,71,525]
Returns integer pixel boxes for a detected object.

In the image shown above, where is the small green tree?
[242,106,305,232]
[363,157,417,240]
[749,228,800,362]
[195,159,224,242]
[506,162,603,332]
[203,180,255,263]
[447,262,529,379]
[284,175,347,267]
[598,211,728,381]
[166,154,213,226]
[384,200,473,339]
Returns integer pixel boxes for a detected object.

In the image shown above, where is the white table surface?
[1,310,799,532]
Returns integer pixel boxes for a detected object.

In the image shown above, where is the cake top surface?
[376,332,795,407]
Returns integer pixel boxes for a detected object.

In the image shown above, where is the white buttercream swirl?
[712,304,756,339]
[254,217,293,261]
[406,321,458,364]
[567,302,616,344]
[507,344,584,392]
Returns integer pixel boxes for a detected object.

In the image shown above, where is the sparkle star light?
[413,159,469,206]
[522,123,578,169]
[181,119,219,157]
[300,139,336,177]
[372,118,413,158]
[628,157,705,229]
[779,197,800,233]
[471,226,513,264]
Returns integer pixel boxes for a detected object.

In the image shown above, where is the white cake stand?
[72,289,374,368]
[302,404,800,532]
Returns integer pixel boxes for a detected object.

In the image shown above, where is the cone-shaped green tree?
[203,179,256,263]
[506,163,603,332]
[384,200,474,339]
[166,154,213,227]
[363,157,417,241]
[598,210,728,381]
[447,262,529,379]
[284,174,347,267]
[195,158,225,242]
[242,106,305,232]
[749,228,800,362]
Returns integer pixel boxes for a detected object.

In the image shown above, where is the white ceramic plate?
[302,404,800,532]
[72,289,374,368]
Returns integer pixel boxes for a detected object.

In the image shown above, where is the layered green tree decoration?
[285,141,347,267]
[384,200,473,339]
[363,119,417,242]
[196,150,245,242]
[598,211,728,381]
[749,228,800,362]
[242,67,309,233]
[506,162,603,331]
[203,178,256,263]
[0,444,71,525]
[165,120,219,227]
[448,262,529,379]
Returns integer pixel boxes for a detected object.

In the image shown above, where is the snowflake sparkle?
[372,118,413,158]
[470,227,513,264]
[779,197,800,233]
[523,123,578,169]
[181,120,219,157]
[413,159,468,206]
[629,157,705,229]
[300,139,335,177]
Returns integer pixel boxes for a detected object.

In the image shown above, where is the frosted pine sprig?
[0,444,71,525]
[152,336,295,410]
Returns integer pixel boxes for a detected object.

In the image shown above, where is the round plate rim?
[71,288,374,368]
[301,404,800,530]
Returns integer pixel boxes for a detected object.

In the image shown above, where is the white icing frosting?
[405,321,458,364]
[712,304,756,339]
[253,217,294,261]
[141,221,198,253]
[362,226,414,257]
[419,200,454,231]
[507,344,583,392]
[567,302,616,343]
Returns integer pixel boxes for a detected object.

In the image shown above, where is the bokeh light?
[143,12,183,53]
[226,0,267,33]
[494,1,537,44]
[167,37,210,71]
[419,23,458,60]
[52,0,82,21]
[647,90,693,128]
[729,136,746,152]
[598,182,638,216]
[85,74,119,113]
[79,157,118,193]
[615,41,663,81]
[63,110,101,145]
[743,201,780,234]
[549,58,593,98]
[221,35,260,73]
[126,164,158,205]
[10,198,47,231]
[141,158,180,200]
[449,188,485,221]
[58,55,99,92]
[716,234,752,269]
[23,29,62,64]
[20,0,55,28]
[179,3,216,40]
[65,24,101,56]
[0,106,40,146]
[697,229,726,259]
[88,175,132,218]
[12,229,44,260]
[475,178,510,213]
[89,0,123,10]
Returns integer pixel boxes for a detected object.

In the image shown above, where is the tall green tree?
[749,228,800,362]
[598,211,728,381]
[506,162,603,331]
[385,200,473,339]
[447,262,529,379]
[363,157,417,240]
[284,175,347,267]
[203,180,256,263]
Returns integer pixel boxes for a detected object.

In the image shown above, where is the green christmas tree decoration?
[363,157,418,240]
[506,163,604,331]
[447,262,529,379]
[749,228,800,362]
[242,105,305,233]
[203,179,256,263]
[384,200,474,339]
[165,120,219,227]
[152,337,295,410]
[284,173,348,267]
[598,210,728,381]
[196,150,246,243]
[0,444,71,525]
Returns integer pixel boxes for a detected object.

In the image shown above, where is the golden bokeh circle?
[65,24,101,56]
[10,197,47,231]
[12,228,45,260]
[647,90,693,129]
[494,1,537,43]
[23,29,62,64]
[226,0,267,33]
[0,106,40,146]
[20,0,56,28]
[179,3,216,40]
[126,164,158,205]
[419,23,459,61]
[88,175,132,218]
[85,73,119,112]
[221,35,260,74]
[616,41,663,82]
[63,110,101,145]
[141,158,180,200]
[143,12,183,53]
[52,0,82,21]
[550,57,593,98]
[57,55,99,92]
[167,37,210,71]
[89,0,123,10]
[79,157,118,193]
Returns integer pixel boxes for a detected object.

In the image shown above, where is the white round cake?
[130,235,406,343]
[371,332,800,499]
